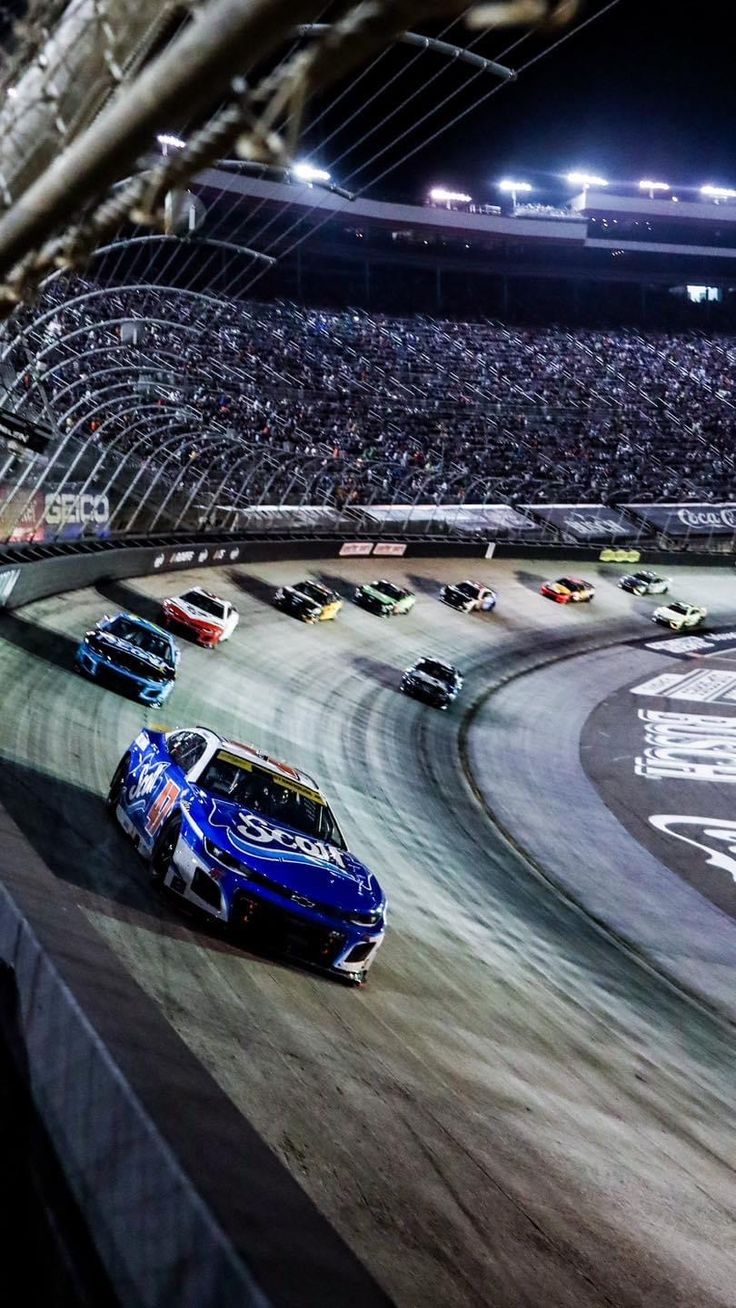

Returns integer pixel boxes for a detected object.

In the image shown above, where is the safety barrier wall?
[0,527,733,614]
[0,525,732,1305]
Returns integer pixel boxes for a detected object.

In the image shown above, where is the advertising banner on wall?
[361,503,543,536]
[0,487,111,541]
[523,504,644,540]
[625,503,736,537]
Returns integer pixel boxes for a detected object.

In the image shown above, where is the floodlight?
[293,162,331,183]
[700,184,736,201]
[498,179,532,193]
[566,171,608,189]
[157,134,185,149]
[429,186,472,204]
[638,179,669,195]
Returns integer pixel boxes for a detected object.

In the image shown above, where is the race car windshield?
[559,578,581,590]
[456,582,480,598]
[107,617,174,665]
[180,590,225,618]
[668,602,690,615]
[199,752,346,849]
[297,582,328,603]
[415,659,454,683]
[375,581,404,600]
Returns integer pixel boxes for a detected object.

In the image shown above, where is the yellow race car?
[274,580,343,623]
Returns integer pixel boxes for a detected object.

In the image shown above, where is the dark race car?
[439,579,496,613]
[274,580,342,623]
[618,570,670,596]
[400,657,463,709]
[75,612,180,705]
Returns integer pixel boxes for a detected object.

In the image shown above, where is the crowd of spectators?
[2,274,735,528]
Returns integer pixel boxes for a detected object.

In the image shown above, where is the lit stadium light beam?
[292,162,331,184]
[700,184,736,202]
[498,178,532,207]
[566,171,608,189]
[157,134,185,150]
[429,186,472,206]
[638,179,669,199]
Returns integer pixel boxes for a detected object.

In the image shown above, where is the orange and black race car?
[540,576,595,604]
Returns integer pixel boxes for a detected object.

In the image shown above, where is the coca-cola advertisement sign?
[626,503,736,536]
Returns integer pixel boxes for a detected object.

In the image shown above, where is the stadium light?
[700,184,736,203]
[638,179,669,199]
[428,186,472,206]
[566,171,607,203]
[292,162,331,184]
[157,134,185,150]
[498,178,532,208]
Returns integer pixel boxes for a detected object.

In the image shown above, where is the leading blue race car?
[107,727,387,983]
[76,612,180,706]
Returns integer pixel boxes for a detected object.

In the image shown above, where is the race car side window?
[168,731,208,774]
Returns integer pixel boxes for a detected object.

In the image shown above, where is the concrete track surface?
[0,557,735,1308]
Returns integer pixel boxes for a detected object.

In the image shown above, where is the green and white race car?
[353,579,416,617]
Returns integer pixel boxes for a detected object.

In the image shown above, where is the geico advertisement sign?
[44,492,110,526]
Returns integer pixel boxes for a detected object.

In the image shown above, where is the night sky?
[302,2,736,206]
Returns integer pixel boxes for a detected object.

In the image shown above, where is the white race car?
[652,600,707,631]
[618,569,670,596]
[162,588,239,647]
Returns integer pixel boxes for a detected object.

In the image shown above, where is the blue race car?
[76,612,180,706]
[107,727,387,983]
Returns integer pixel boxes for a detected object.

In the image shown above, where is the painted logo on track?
[649,815,736,885]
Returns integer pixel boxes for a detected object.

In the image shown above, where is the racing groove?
[0,558,735,1307]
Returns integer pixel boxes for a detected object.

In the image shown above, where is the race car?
[540,577,595,604]
[75,612,180,705]
[274,580,342,623]
[652,600,707,631]
[162,587,239,647]
[353,579,416,616]
[618,570,670,596]
[107,727,386,984]
[439,579,496,613]
[400,657,463,709]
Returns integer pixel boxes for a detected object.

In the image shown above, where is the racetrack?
[1,556,735,1307]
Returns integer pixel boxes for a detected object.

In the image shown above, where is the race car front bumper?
[165,824,384,981]
[76,645,174,704]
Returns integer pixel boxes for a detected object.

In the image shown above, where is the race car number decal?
[145,779,181,836]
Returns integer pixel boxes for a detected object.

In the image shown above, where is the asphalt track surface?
[1,557,735,1307]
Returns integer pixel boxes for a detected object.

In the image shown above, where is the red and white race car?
[539,576,595,604]
[161,588,239,647]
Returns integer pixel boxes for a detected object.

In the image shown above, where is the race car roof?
[212,733,322,792]
[113,611,176,642]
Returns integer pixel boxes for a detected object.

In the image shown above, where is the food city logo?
[635,708,736,782]
[676,507,736,529]
[649,816,736,885]
[564,513,629,537]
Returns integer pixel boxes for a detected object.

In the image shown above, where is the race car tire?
[106,754,130,813]
[151,813,182,884]
[670,622,680,630]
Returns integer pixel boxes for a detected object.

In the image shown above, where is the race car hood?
[544,582,568,595]
[166,598,224,627]
[192,794,384,912]
[92,630,175,676]
[286,587,322,609]
[358,584,393,604]
[406,669,453,692]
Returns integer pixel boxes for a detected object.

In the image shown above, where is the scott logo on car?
[127,759,169,803]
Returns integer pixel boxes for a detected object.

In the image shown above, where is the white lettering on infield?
[649,815,736,884]
[631,668,736,704]
[635,708,736,782]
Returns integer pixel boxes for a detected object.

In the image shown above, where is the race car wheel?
[151,814,181,884]
[106,755,130,812]
[670,622,680,630]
